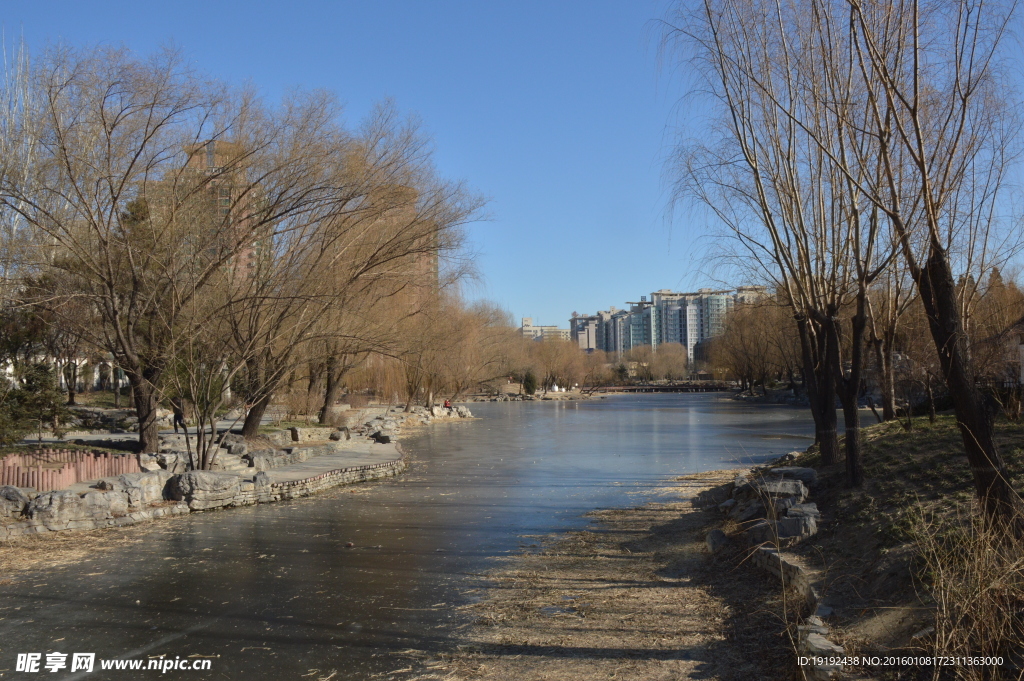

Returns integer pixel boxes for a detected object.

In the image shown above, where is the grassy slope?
[788,415,1024,675]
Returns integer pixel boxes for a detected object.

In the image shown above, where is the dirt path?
[408,470,793,681]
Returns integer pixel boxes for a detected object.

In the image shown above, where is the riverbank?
[408,469,794,681]
[785,416,1024,678]
[431,415,1024,681]
[0,405,475,543]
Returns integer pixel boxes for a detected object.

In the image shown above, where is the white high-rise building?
[571,287,766,361]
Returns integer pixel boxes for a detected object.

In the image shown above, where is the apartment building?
[571,286,766,361]
[569,313,599,351]
[520,318,571,342]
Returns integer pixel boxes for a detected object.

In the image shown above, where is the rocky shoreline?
[0,404,474,541]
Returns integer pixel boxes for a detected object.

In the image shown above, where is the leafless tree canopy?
[0,45,481,460]
[669,0,1023,517]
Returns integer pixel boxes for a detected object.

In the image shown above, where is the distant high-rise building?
[521,318,571,342]
[569,313,599,351]
[571,286,766,361]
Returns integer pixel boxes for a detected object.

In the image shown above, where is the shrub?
[0,363,73,444]
[522,370,537,395]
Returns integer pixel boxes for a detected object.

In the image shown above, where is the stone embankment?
[0,404,473,541]
[694,458,846,681]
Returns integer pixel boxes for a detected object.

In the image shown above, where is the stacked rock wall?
[0,457,405,540]
[699,461,847,680]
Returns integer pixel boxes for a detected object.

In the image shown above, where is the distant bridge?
[591,384,732,394]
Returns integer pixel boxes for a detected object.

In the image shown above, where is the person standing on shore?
[171,397,187,434]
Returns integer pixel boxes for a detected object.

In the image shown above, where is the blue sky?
[4,1,718,328]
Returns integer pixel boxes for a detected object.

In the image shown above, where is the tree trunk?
[242,393,273,439]
[841,398,862,485]
[926,375,936,423]
[65,361,78,406]
[870,337,895,421]
[829,300,867,488]
[319,370,344,425]
[198,425,212,471]
[305,360,324,421]
[798,317,841,466]
[917,247,1017,521]
[881,332,897,420]
[867,397,883,423]
[126,368,161,453]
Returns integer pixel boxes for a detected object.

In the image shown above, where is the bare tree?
[675,0,899,484]
[866,260,918,421]
[841,0,1022,519]
[235,105,479,436]
[652,342,689,382]
[0,46,377,452]
[674,0,1022,516]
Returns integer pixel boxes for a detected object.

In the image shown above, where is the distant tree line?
[710,270,1024,422]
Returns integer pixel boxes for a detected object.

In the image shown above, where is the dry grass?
[404,470,794,681]
[909,506,1024,680]
[785,415,1024,680]
[1,523,158,576]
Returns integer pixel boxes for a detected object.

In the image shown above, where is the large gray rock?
[27,491,88,530]
[138,453,162,472]
[168,471,241,511]
[80,490,129,518]
[219,433,245,446]
[744,519,777,546]
[280,447,309,463]
[0,485,30,518]
[208,454,248,472]
[774,496,798,515]
[455,406,472,418]
[158,434,191,451]
[729,499,766,522]
[770,466,818,486]
[290,427,336,443]
[776,515,817,538]
[248,450,277,472]
[799,633,845,680]
[735,478,807,504]
[95,477,125,492]
[786,502,820,520]
[118,471,173,506]
[227,442,248,457]
[706,529,729,554]
[745,514,818,546]
[158,451,189,474]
